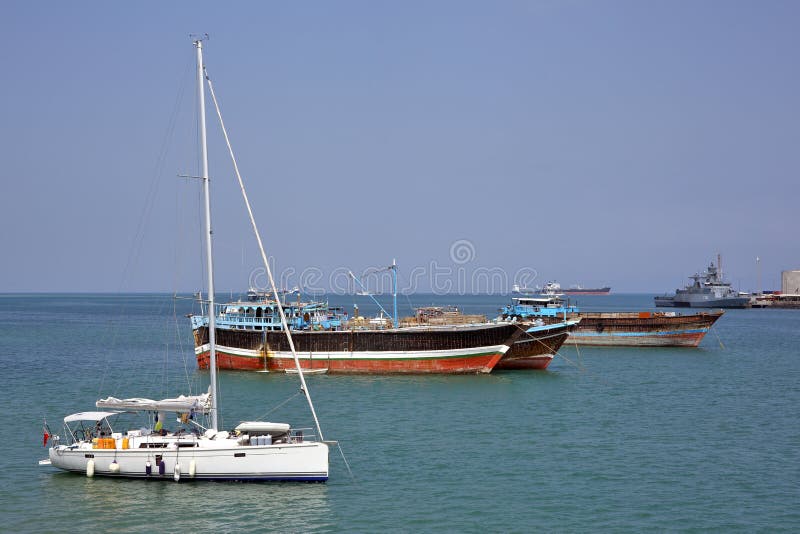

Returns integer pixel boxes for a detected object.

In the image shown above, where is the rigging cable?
[396,268,418,319]
[204,66,326,442]
[254,390,303,420]
[96,60,192,401]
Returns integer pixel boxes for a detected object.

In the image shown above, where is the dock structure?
[749,270,800,309]
[783,270,800,295]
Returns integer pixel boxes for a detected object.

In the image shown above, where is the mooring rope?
[511,322,614,386]
[337,442,355,481]
[255,391,355,482]
[710,324,726,350]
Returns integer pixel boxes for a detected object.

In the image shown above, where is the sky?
[1,1,797,294]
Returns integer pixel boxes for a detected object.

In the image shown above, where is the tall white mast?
[195,38,219,431]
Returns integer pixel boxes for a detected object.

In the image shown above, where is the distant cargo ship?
[561,285,611,295]
[512,281,611,296]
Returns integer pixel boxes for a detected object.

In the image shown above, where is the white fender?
[109,460,120,474]
[86,459,95,477]
[173,462,181,482]
[189,459,197,478]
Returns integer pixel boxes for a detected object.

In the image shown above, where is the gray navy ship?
[655,256,750,308]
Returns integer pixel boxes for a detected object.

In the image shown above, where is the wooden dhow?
[191,297,526,374]
[501,295,724,347]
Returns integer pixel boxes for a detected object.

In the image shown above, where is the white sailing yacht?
[39,38,330,481]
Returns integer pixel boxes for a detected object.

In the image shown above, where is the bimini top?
[63,411,121,423]
[95,390,211,414]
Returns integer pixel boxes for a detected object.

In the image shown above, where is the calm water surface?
[1,293,798,532]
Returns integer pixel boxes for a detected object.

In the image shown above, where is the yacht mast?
[195,38,219,431]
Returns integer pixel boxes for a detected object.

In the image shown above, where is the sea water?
[1,293,798,531]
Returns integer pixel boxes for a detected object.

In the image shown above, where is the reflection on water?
[40,473,331,531]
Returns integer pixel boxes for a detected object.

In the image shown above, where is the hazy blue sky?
[1,1,797,293]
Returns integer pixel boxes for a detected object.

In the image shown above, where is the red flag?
[43,427,50,447]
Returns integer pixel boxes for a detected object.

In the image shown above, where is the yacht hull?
[48,441,329,482]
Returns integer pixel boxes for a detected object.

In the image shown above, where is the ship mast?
[757,256,762,294]
[391,258,398,328]
[195,38,219,431]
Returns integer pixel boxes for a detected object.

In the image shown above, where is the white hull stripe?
[195,343,509,360]
[195,344,262,357]
[573,328,709,338]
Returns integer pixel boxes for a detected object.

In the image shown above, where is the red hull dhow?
[502,297,724,348]
[495,321,576,370]
[564,311,723,347]
[193,322,526,374]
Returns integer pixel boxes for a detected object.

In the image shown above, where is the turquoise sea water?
[2,293,799,532]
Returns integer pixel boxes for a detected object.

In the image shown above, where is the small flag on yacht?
[43,428,50,447]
